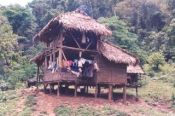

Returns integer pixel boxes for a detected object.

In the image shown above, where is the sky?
[0,0,33,6]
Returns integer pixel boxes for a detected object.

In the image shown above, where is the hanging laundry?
[71,59,79,72]
[78,58,86,68]
[62,60,66,68]
[94,62,99,71]
[48,61,54,70]
[67,60,73,67]
[47,61,57,73]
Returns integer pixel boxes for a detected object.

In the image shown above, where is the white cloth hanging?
[82,33,86,44]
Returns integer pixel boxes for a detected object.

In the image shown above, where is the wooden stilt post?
[49,84,52,94]
[44,84,48,93]
[123,85,126,104]
[58,48,62,67]
[95,84,98,98]
[57,82,60,96]
[74,84,77,97]
[108,84,113,101]
[98,85,101,95]
[65,84,68,95]
[45,56,48,71]
[36,65,39,89]
[50,84,54,94]
[136,86,138,101]
[86,86,88,93]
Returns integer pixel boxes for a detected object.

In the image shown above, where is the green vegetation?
[54,105,128,116]
[19,94,37,116]
[0,90,19,115]
[147,52,165,71]
[54,105,73,116]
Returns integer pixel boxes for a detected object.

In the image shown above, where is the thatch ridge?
[33,11,112,42]
[99,41,139,65]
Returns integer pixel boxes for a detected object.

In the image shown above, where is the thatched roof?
[30,51,45,66]
[99,41,138,65]
[127,65,144,74]
[33,11,112,43]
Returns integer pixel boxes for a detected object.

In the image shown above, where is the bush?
[0,80,15,91]
[75,105,99,116]
[143,64,155,77]
[159,63,175,74]
[54,105,73,116]
[148,71,155,78]
[0,93,7,102]
[25,95,37,107]
[102,105,128,116]
[147,52,165,71]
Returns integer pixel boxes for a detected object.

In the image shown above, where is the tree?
[0,10,37,87]
[0,15,18,77]
[98,16,147,64]
[0,16,18,66]
[98,16,139,50]
[147,52,165,71]
[29,0,65,30]
[3,5,37,40]
[114,0,168,32]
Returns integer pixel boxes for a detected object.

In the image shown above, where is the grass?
[19,94,37,116]
[54,105,128,116]
[127,74,175,104]
[0,72,174,116]
[54,105,73,116]
[101,105,128,116]
[0,90,19,116]
[132,107,170,116]
[0,88,37,116]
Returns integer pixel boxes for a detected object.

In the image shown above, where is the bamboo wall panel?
[97,55,127,84]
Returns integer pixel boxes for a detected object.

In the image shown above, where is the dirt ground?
[17,87,175,116]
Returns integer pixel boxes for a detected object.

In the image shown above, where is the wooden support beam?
[62,46,98,53]
[44,45,98,58]
[57,82,60,96]
[58,49,62,67]
[36,65,39,89]
[62,50,67,61]
[49,84,52,94]
[95,85,98,98]
[50,53,52,62]
[98,85,101,95]
[45,56,48,70]
[72,37,81,48]
[136,86,138,101]
[65,84,69,95]
[108,85,113,101]
[86,86,88,93]
[53,51,56,61]
[74,84,77,97]
[85,41,92,50]
[44,84,48,93]
[123,85,127,104]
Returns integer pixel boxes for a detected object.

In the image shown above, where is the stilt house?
[31,10,139,101]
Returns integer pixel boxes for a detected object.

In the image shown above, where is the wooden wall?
[96,55,127,85]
